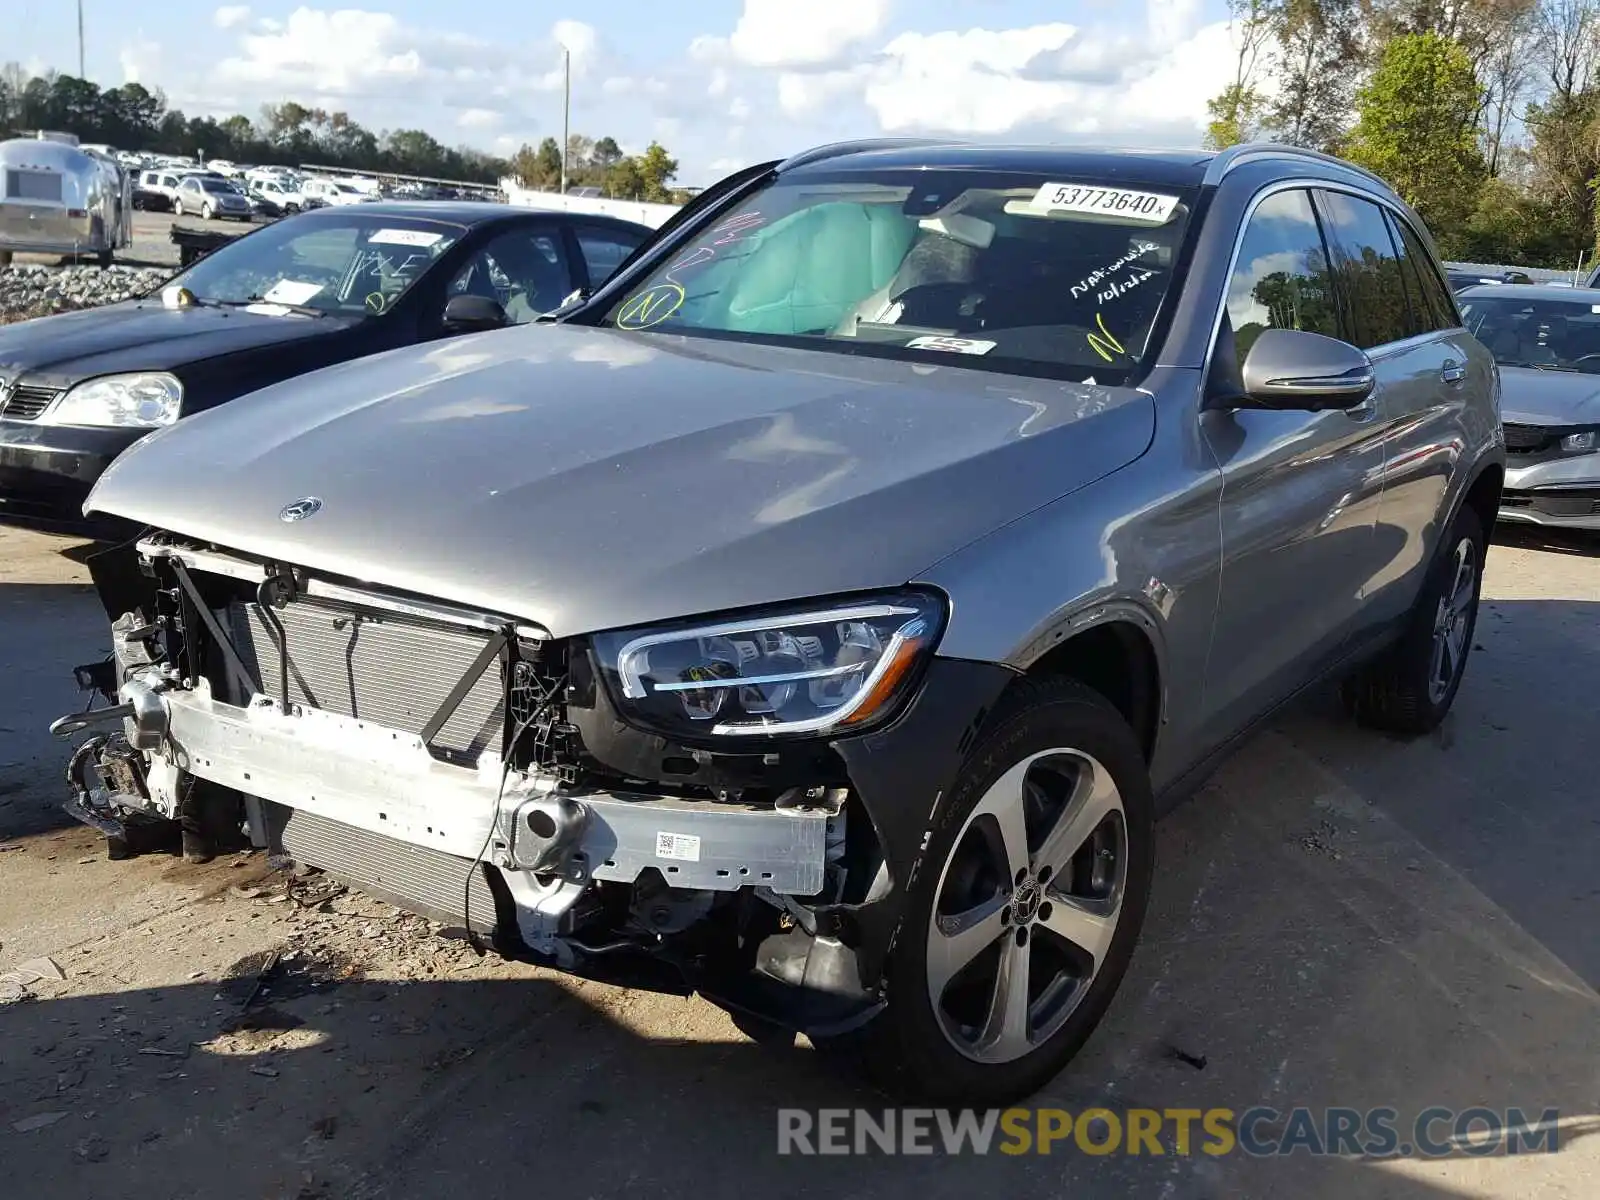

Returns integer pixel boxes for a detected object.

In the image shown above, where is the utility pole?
[77,0,86,78]
[560,47,570,194]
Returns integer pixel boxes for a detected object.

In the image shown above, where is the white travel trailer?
[0,134,134,266]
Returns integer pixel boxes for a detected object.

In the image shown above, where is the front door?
[1198,186,1389,743]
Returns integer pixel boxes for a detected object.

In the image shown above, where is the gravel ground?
[0,211,228,323]
[0,523,1596,1199]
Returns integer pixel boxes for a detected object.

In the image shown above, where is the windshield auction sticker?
[1031,184,1179,225]
[369,228,445,247]
[906,335,996,355]
[262,279,324,305]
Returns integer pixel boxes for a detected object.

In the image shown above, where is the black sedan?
[0,201,652,532]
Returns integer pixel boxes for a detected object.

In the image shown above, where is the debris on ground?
[0,956,66,1004]
[12,1111,70,1133]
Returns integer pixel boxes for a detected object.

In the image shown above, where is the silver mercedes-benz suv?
[56,140,1503,1104]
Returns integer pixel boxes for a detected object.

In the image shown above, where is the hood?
[1499,365,1600,427]
[0,302,356,385]
[87,324,1154,637]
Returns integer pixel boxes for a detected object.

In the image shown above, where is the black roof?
[296,199,652,232]
[781,142,1218,187]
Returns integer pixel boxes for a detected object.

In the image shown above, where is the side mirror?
[442,293,507,333]
[1237,328,1375,411]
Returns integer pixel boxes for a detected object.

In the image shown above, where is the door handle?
[1441,360,1466,385]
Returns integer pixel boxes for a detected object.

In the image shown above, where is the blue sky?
[10,1,1238,185]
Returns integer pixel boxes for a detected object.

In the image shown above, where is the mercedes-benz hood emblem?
[279,496,323,523]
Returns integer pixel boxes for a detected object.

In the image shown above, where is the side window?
[576,226,645,287]
[1390,214,1459,331]
[448,228,574,325]
[1226,189,1341,364]
[1315,190,1412,350]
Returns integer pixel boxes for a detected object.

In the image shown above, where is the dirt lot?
[1,523,1596,1199]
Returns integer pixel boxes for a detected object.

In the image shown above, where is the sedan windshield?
[596,168,1196,383]
[1459,295,1600,373]
[165,215,462,315]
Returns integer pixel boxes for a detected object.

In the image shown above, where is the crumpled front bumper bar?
[133,679,831,897]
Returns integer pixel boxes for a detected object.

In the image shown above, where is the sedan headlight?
[1559,430,1597,453]
[41,373,182,428]
[592,593,945,738]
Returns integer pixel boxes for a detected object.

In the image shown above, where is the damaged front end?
[53,535,1013,1037]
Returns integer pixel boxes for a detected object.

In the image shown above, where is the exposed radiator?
[228,597,504,760]
[266,802,498,933]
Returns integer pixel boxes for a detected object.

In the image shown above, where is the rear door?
[1198,186,1389,743]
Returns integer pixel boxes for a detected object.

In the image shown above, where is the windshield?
[166,215,462,315]
[200,178,235,194]
[595,168,1195,383]
[1460,295,1600,373]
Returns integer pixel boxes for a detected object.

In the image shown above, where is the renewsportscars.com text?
[777,1106,1562,1157]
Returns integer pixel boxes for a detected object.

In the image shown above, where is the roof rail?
[775,138,965,173]
[1203,142,1394,193]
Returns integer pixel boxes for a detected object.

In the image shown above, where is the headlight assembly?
[592,593,946,738]
[1559,430,1597,453]
[41,373,182,428]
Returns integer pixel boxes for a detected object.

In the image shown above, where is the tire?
[1345,505,1485,735]
[0,250,12,267]
[97,250,113,269]
[173,198,183,217]
[842,677,1154,1106]
[286,203,300,214]
[201,202,214,221]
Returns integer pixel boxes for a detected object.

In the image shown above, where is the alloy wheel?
[1428,536,1476,704]
[925,748,1127,1064]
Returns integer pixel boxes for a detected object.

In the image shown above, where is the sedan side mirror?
[442,293,508,333]
[1238,328,1375,411]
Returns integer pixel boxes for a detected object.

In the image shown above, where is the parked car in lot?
[1458,283,1600,530]
[56,141,1502,1104]
[173,175,253,221]
[0,202,652,530]
[300,177,378,207]
[247,175,308,213]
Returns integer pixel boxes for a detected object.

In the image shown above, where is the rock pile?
[0,264,169,324]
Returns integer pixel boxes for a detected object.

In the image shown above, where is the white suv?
[300,178,378,207]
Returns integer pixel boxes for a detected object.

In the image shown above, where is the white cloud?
[119,37,163,85]
[212,9,597,103]
[213,5,251,31]
[694,0,893,70]
[857,16,1235,142]
[457,108,501,130]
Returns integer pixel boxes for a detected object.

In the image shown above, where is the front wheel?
[201,202,214,221]
[849,678,1154,1105]
[173,198,184,217]
[1345,505,1485,734]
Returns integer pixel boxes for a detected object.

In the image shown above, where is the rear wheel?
[848,678,1153,1105]
[1345,505,1485,734]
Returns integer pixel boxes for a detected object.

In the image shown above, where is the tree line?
[1207,0,1600,270]
[0,64,681,201]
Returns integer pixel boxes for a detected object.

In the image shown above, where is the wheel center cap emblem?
[1012,878,1041,924]
[279,496,323,523]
